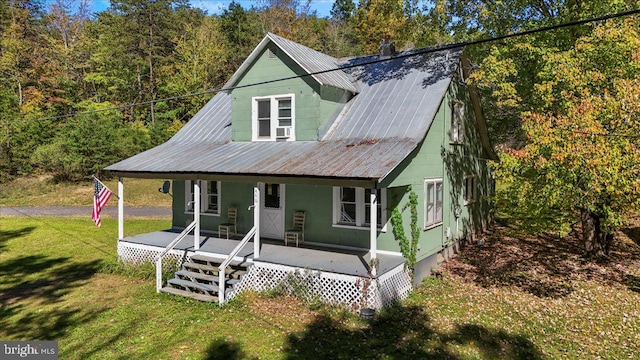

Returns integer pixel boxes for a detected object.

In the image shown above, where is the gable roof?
[225,32,359,94]
[106,36,467,187]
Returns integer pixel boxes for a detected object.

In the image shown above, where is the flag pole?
[93,175,119,199]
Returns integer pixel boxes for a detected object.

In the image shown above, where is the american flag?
[92,178,113,227]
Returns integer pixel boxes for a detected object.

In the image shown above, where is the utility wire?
[4,206,114,256]
[2,8,640,127]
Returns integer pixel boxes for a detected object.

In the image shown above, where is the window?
[264,183,281,209]
[207,181,220,213]
[185,180,221,215]
[424,178,443,228]
[252,94,295,141]
[450,99,464,144]
[333,187,386,230]
[464,175,477,205]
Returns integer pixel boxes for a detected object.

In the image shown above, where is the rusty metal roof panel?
[106,44,462,182]
[106,139,417,180]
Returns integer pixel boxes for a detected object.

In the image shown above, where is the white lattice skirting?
[118,242,413,309]
[230,262,413,310]
[117,242,192,271]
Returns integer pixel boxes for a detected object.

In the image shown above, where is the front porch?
[118,230,413,309]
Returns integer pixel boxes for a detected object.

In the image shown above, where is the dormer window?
[252,94,295,141]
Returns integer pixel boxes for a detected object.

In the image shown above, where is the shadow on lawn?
[0,253,102,339]
[0,226,36,251]
[441,223,640,298]
[283,305,543,360]
[203,337,247,360]
[0,254,101,304]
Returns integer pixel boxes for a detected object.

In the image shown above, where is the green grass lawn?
[2,216,639,359]
[0,176,172,207]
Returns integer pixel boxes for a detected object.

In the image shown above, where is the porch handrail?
[155,221,197,292]
[218,226,256,304]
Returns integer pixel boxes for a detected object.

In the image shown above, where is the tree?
[354,0,410,54]
[431,0,636,144]
[84,0,201,125]
[494,18,640,257]
[219,2,262,73]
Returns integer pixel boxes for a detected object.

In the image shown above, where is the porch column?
[370,190,377,276]
[194,180,201,250]
[118,177,124,240]
[253,184,261,259]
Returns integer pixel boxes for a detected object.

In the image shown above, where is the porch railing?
[155,220,197,292]
[218,226,256,304]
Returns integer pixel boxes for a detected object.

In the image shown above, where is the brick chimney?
[380,35,396,57]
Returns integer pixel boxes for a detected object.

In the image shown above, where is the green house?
[105,33,498,308]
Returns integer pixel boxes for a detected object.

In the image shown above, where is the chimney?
[380,35,396,57]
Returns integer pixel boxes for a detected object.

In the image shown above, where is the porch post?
[253,184,261,259]
[194,180,201,250]
[118,177,124,240]
[370,190,377,276]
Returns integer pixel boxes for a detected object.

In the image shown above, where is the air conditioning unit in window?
[275,126,292,139]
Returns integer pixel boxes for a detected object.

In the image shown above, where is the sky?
[83,0,335,17]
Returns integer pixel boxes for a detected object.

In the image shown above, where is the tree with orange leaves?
[494,18,640,257]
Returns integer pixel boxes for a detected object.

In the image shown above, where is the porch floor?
[120,229,406,277]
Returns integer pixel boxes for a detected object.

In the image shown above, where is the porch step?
[175,270,240,286]
[182,262,247,279]
[167,278,219,295]
[161,254,252,303]
[159,287,218,302]
[190,254,249,268]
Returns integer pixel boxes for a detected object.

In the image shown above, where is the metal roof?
[106,42,463,184]
[325,49,460,141]
[107,139,417,180]
[224,33,359,94]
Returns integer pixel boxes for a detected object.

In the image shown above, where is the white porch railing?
[218,226,256,304]
[155,221,197,292]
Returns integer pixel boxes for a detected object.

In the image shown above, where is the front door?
[260,183,285,239]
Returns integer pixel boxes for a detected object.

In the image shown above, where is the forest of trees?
[1,0,638,256]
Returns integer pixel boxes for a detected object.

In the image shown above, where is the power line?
[2,8,640,127]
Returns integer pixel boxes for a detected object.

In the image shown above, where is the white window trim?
[332,187,387,232]
[185,180,221,217]
[424,178,444,230]
[251,94,295,141]
[464,174,477,205]
[450,98,465,144]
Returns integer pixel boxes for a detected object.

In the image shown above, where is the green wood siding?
[231,45,347,142]
[169,62,493,264]
[172,181,254,233]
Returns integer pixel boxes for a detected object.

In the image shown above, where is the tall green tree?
[84,0,201,125]
[219,2,262,73]
[431,0,637,143]
[163,16,227,118]
[354,0,410,54]
[494,18,640,257]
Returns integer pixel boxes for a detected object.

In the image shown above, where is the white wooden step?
[168,278,219,294]
[175,270,241,286]
[160,287,218,302]
[190,254,250,268]
[182,262,247,279]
